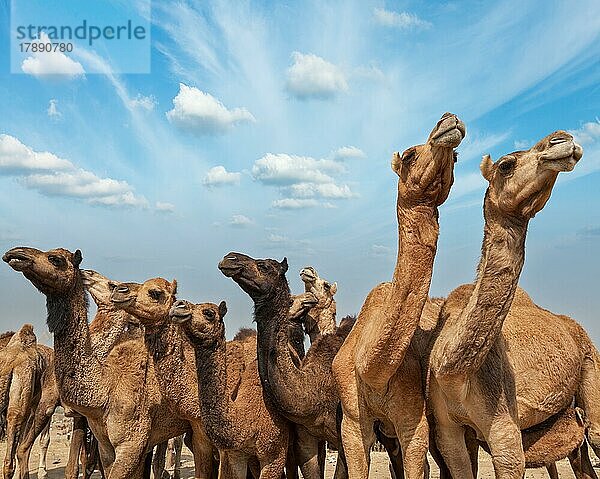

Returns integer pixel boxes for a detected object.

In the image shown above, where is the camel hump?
[511,287,534,307]
[8,324,37,348]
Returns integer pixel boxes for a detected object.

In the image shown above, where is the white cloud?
[0,134,72,173]
[371,244,393,256]
[129,94,157,111]
[21,34,85,78]
[47,99,62,119]
[285,52,348,100]
[0,134,147,208]
[514,139,530,150]
[166,83,256,135]
[331,146,366,161]
[570,119,600,145]
[229,214,253,227]
[373,8,432,30]
[203,165,242,187]
[156,201,175,213]
[252,153,344,185]
[285,182,356,199]
[458,131,511,163]
[267,233,288,242]
[272,198,319,209]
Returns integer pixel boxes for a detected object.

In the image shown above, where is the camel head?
[6,324,37,349]
[169,299,228,349]
[480,131,583,219]
[299,266,337,336]
[109,277,177,328]
[289,292,319,322]
[3,246,83,295]
[391,112,465,207]
[82,270,115,307]
[219,252,289,301]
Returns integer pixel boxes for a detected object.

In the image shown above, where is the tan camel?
[332,112,464,479]
[108,277,290,479]
[170,298,290,479]
[427,131,583,478]
[299,267,337,342]
[0,323,59,479]
[2,247,191,479]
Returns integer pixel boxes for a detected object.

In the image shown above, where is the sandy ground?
[0,414,591,478]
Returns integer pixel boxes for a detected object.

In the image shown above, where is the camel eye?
[148,290,163,301]
[498,158,516,175]
[257,263,269,273]
[203,309,216,319]
[48,255,64,267]
[550,137,567,145]
[402,147,416,164]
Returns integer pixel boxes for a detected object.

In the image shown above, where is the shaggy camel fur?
[0,324,59,479]
[109,276,291,479]
[169,298,290,479]
[331,112,464,479]
[2,247,191,479]
[299,267,337,342]
[428,131,583,478]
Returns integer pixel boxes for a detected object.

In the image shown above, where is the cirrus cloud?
[373,8,432,30]
[166,83,256,135]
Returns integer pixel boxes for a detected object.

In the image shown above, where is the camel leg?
[570,441,598,479]
[153,441,168,479]
[433,421,474,479]
[192,424,217,479]
[167,435,183,479]
[546,463,559,479]
[16,404,54,479]
[479,414,524,479]
[258,438,287,479]
[65,416,86,479]
[374,424,403,479]
[104,438,148,479]
[340,414,373,479]
[3,389,32,479]
[317,441,326,479]
[220,450,249,479]
[294,426,322,479]
[577,353,600,458]
[464,427,480,478]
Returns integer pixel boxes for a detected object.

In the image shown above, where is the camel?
[108,276,292,479]
[168,297,290,479]
[331,112,465,479]
[2,247,191,479]
[0,323,59,479]
[299,267,337,342]
[219,253,410,479]
[427,131,583,478]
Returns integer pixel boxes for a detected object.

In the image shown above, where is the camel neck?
[254,285,317,419]
[192,336,238,449]
[89,309,131,360]
[48,276,103,408]
[436,197,528,375]
[144,322,201,420]
[355,202,440,391]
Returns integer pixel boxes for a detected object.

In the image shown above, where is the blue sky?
[0,0,599,344]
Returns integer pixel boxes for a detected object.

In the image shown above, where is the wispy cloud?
[229,214,254,227]
[47,99,62,119]
[203,165,242,187]
[166,83,256,135]
[331,146,366,161]
[570,119,600,145]
[272,198,319,209]
[286,52,348,100]
[373,8,432,30]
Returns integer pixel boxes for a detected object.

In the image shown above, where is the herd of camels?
[0,112,595,479]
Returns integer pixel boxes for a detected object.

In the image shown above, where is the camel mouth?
[170,312,192,324]
[432,123,465,141]
[300,270,316,282]
[218,263,243,278]
[110,296,134,306]
[2,252,33,272]
[541,145,583,172]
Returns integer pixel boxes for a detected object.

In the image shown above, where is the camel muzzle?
[2,249,33,271]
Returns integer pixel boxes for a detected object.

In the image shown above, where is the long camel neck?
[436,196,528,375]
[355,201,440,391]
[89,309,134,360]
[192,336,239,450]
[145,323,201,419]
[48,276,103,408]
[255,286,317,419]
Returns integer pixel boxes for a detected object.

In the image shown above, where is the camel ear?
[480,154,494,182]
[330,282,338,295]
[219,301,227,318]
[171,279,178,295]
[391,152,402,176]
[280,257,288,273]
[73,249,83,267]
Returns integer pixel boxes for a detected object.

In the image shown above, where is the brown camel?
[331,112,464,479]
[108,277,291,479]
[0,324,59,479]
[219,253,409,479]
[427,131,583,478]
[2,247,191,479]
[299,267,337,342]
[168,297,290,479]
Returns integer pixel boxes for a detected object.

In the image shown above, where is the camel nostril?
[174,300,187,309]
